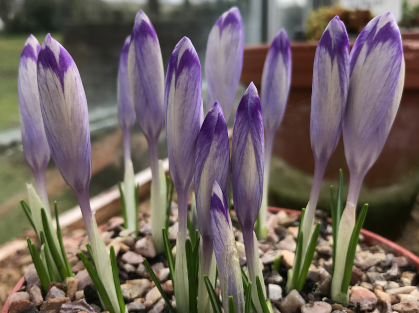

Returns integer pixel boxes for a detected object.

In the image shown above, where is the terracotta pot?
[3,207,418,313]
[241,40,419,190]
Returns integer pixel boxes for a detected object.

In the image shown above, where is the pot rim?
[2,207,418,313]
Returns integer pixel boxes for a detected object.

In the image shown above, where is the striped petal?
[310,16,350,164]
[18,35,50,175]
[343,13,404,180]
[165,37,202,194]
[37,34,91,195]
[118,35,135,134]
[205,7,244,121]
[231,82,264,230]
[210,181,245,313]
[261,29,291,134]
[129,10,165,143]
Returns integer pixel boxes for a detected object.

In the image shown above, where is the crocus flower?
[18,35,51,213]
[194,101,230,312]
[205,7,244,121]
[165,37,202,313]
[343,12,404,205]
[332,13,404,302]
[37,34,93,237]
[211,181,244,312]
[129,10,166,249]
[299,16,350,273]
[231,82,265,310]
[258,28,291,238]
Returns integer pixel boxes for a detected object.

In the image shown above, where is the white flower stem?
[197,236,216,313]
[33,167,50,215]
[123,160,136,233]
[76,189,93,241]
[174,231,189,313]
[150,156,166,254]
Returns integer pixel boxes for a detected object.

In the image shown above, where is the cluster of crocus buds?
[17,5,405,313]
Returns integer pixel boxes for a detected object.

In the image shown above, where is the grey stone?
[139,223,152,236]
[135,236,156,258]
[398,294,419,303]
[385,281,400,290]
[126,302,146,312]
[392,256,409,268]
[121,279,151,301]
[315,276,331,295]
[59,299,96,313]
[268,284,282,301]
[9,300,36,313]
[46,287,66,300]
[75,269,93,291]
[392,302,419,313]
[136,264,149,278]
[150,299,166,313]
[354,251,386,271]
[74,291,84,300]
[367,272,386,284]
[387,286,417,295]
[168,223,178,241]
[159,268,170,282]
[144,286,162,306]
[9,292,31,306]
[350,286,378,311]
[121,251,143,265]
[276,211,299,227]
[123,263,137,273]
[279,289,306,313]
[25,264,41,291]
[40,297,71,313]
[30,286,44,307]
[90,303,101,313]
[301,302,332,313]
[63,277,78,301]
[380,254,395,268]
[315,241,332,256]
[277,235,296,252]
[384,264,400,281]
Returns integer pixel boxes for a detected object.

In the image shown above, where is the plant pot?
[241,41,419,237]
[3,206,418,313]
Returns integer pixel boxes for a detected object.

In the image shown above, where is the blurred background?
[1,0,419,254]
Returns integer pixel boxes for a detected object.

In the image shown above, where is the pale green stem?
[33,167,50,215]
[197,236,216,313]
[174,231,189,313]
[75,189,93,241]
[123,129,132,164]
[124,160,136,232]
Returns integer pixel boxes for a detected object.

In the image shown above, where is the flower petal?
[231,82,264,230]
[129,11,165,142]
[118,35,136,133]
[37,34,91,194]
[19,35,50,174]
[261,29,291,133]
[165,37,202,193]
[310,16,350,164]
[210,180,245,312]
[205,7,244,121]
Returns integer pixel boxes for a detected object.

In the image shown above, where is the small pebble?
[8,292,30,306]
[279,289,306,313]
[29,286,43,307]
[268,284,282,301]
[350,286,378,311]
[121,251,143,265]
[301,301,332,313]
[126,302,146,312]
[45,286,66,300]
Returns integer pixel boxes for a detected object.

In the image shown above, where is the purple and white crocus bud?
[332,13,404,302]
[18,35,51,213]
[211,181,244,312]
[128,11,166,245]
[258,28,291,239]
[165,37,202,313]
[231,82,265,311]
[37,34,93,238]
[299,16,350,275]
[195,102,230,312]
[205,7,244,121]
[118,35,138,234]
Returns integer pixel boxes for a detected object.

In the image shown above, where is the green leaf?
[143,258,176,313]
[241,269,257,312]
[166,178,174,229]
[135,183,139,237]
[21,200,36,233]
[41,208,68,279]
[40,231,57,282]
[204,275,222,313]
[229,296,237,313]
[186,239,198,313]
[55,203,73,277]
[27,238,50,293]
[162,228,175,293]
[228,182,233,212]
[341,204,368,294]
[296,223,321,291]
[79,252,116,313]
[110,246,125,313]
[332,169,344,276]
[187,214,195,247]
[272,255,281,271]
[118,182,127,229]
[86,243,96,269]
[292,230,303,288]
[256,276,270,313]
[245,281,252,313]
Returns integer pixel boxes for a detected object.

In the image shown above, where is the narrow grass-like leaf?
[40,231,57,282]
[39,244,49,282]
[296,223,321,291]
[110,246,125,313]
[135,183,139,237]
[292,231,303,288]
[228,183,233,212]
[162,228,175,293]
[187,214,194,246]
[204,275,222,313]
[41,209,68,279]
[21,200,36,233]
[166,178,174,229]
[267,300,274,313]
[79,252,116,313]
[332,169,344,276]
[245,281,252,313]
[54,203,73,277]
[256,276,270,313]
[86,243,96,269]
[118,182,127,229]
[27,238,50,293]
[341,204,368,293]
[186,239,197,313]
[143,258,176,313]
[272,255,281,271]
[229,296,237,313]
[241,269,257,312]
